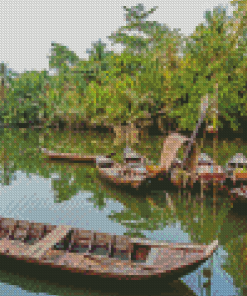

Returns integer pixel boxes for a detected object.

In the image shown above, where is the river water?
[0,128,246,296]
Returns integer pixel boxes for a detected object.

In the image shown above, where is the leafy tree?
[86,38,114,62]
[4,70,49,125]
[169,4,247,131]
[108,3,160,54]
[48,42,80,75]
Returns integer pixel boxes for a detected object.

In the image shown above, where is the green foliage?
[4,70,49,124]
[3,2,247,133]
[48,42,79,74]
[86,38,114,62]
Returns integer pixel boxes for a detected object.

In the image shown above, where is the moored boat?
[0,217,218,281]
[225,153,247,183]
[41,148,112,163]
[96,156,147,189]
[195,153,226,182]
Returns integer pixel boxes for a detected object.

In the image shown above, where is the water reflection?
[0,266,198,296]
[0,128,247,295]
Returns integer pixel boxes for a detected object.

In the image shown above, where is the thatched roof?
[227,153,247,164]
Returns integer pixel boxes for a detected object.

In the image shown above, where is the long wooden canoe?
[0,217,218,281]
[42,149,112,163]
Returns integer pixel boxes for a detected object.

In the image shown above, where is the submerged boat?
[0,217,218,281]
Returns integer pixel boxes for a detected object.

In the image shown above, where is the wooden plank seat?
[113,235,132,260]
[69,229,94,253]
[13,220,31,242]
[13,220,47,244]
[27,225,72,260]
[91,232,113,256]
[0,218,17,239]
[26,222,46,244]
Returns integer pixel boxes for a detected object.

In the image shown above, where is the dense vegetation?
[1,1,247,134]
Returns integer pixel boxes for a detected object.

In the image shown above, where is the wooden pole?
[182,94,209,169]
[213,84,218,221]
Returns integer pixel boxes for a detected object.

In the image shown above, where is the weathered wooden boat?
[0,217,218,281]
[225,153,247,183]
[96,156,147,189]
[42,148,112,163]
[96,133,191,190]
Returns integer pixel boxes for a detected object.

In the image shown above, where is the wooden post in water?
[200,177,204,228]
[213,84,218,211]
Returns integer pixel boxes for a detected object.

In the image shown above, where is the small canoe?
[0,217,218,281]
[42,149,112,163]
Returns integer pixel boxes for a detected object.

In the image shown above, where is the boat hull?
[0,217,218,281]
[0,242,216,282]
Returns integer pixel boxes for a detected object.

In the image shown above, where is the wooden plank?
[27,225,71,260]
[130,238,208,249]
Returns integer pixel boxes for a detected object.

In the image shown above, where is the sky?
[0,0,236,74]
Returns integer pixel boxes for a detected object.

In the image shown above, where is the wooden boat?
[96,156,147,189]
[41,148,112,163]
[168,154,226,189]
[195,153,226,182]
[96,133,189,190]
[225,153,247,183]
[0,217,218,281]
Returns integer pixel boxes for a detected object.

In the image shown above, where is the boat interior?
[0,218,152,264]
